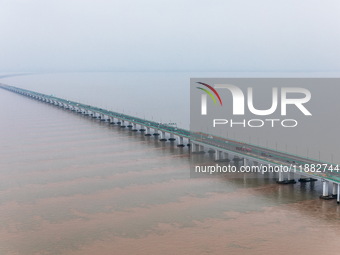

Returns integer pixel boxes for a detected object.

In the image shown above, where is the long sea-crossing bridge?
[1,83,339,204]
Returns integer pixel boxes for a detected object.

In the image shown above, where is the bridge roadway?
[1,83,339,203]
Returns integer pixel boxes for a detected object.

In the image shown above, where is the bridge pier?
[224,152,230,162]
[160,131,167,141]
[168,134,176,141]
[191,143,204,153]
[191,143,200,153]
[337,184,340,204]
[132,123,138,131]
[139,125,146,132]
[319,180,337,200]
[153,129,160,136]
[191,143,196,152]
[322,181,329,197]
[145,127,152,136]
[215,150,221,161]
[277,169,284,183]
[199,145,205,153]
[177,136,185,147]
[276,169,296,184]
[332,183,337,197]
[287,172,296,183]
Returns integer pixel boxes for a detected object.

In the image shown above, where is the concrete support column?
[132,123,138,131]
[153,129,159,136]
[278,169,284,182]
[199,145,204,153]
[177,136,185,147]
[191,142,195,152]
[120,120,126,127]
[323,181,329,197]
[277,168,296,184]
[332,183,337,196]
[243,158,247,166]
[224,152,229,161]
[287,171,294,181]
[169,134,176,141]
[160,131,167,141]
[337,184,340,204]
[145,127,151,136]
[191,143,199,153]
[215,149,220,161]
[139,125,146,132]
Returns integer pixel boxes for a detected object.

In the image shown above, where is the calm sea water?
[0,73,340,255]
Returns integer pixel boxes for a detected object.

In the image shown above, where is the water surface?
[0,74,339,255]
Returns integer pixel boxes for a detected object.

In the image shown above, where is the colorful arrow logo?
[196,82,223,106]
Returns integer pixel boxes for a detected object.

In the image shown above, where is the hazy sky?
[1,0,339,72]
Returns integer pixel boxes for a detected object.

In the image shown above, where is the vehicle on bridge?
[236,146,252,152]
